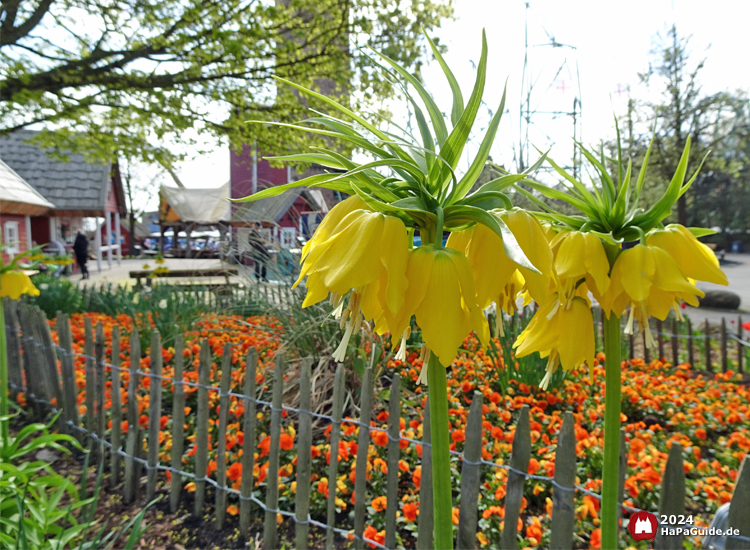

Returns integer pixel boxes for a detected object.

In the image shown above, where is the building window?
[280,227,296,248]
[4,221,20,258]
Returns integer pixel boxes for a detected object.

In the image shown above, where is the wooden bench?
[129,268,239,288]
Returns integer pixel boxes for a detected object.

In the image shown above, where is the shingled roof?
[0,130,125,216]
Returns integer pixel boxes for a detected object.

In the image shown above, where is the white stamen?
[546,298,561,321]
[332,296,345,319]
[417,347,431,386]
[625,306,636,335]
[539,369,553,391]
[395,327,411,362]
[674,301,685,321]
[332,320,355,362]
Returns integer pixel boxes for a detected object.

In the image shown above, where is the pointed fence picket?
[4,299,750,550]
[353,366,375,550]
[384,375,401,550]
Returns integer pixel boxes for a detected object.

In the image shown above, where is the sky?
[168,0,750,195]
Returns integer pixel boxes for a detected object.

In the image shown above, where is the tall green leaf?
[424,31,465,126]
[428,30,489,195]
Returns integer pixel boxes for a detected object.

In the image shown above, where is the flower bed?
[28,312,750,549]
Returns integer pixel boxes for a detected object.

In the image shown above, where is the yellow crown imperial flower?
[645,224,728,286]
[295,208,409,362]
[514,293,595,390]
[602,244,704,348]
[551,230,610,300]
[300,195,369,261]
[447,209,552,311]
[400,244,489,369]
[0,271,41,300]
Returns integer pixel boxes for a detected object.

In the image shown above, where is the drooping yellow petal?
[446,227,473,256]
[646,225,728,285]
[301,272,329,307]
[449,245,489,347]
[0,271,40,300]
[617,245,655,302]
[650,247,702,296]
[465,223,518,310]
[379,216,410,316]
[554,231,586,281]
[411,248,472,365]
[582,233,610,295]
[301,196,368,260]
[500,209,553,304]
[554,231,610,296]
[514,297,560,358]
[556,298,595,371]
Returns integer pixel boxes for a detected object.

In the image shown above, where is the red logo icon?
[628,511,658,541]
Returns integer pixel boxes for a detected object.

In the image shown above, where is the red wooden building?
[0,130,127,272]
[229,144,338,253]
[0,158,55,264]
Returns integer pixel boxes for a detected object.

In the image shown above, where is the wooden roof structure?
[0,157,54,216]
[0,130,126,217]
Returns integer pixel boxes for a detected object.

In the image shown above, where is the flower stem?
[434,207,444,248]
[0,300,8,444]
[601,312,622,550]
[427,352,453,550]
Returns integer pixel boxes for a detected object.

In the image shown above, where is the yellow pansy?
[447,209,552,310]
[401,244,489,367]
[646,224,728,286]
[0,271,40,300]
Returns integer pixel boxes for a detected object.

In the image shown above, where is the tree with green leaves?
[0,0,452,164]
[636,25,734,226]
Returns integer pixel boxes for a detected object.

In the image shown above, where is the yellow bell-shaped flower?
[514,294,595,389]
[603,244,704,348]
[646,224,728,286]
[295,210,409,313]
[551,231,610,298]
[296,208,409,363]
[401,244,489,366]
[300,195,369,261]
[0,271,40,300]
[447,209,552,310]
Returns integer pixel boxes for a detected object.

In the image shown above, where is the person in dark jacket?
[248,228,270,281]
[73,230,89,279]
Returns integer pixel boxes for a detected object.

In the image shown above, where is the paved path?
[70,257,240,287]
[684,253,750,327]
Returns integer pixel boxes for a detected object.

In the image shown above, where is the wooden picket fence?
[3,297,750,550]
[594,310,749,374]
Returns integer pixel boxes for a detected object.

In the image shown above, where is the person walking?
[248,227,270,281]
[73,230,90,280]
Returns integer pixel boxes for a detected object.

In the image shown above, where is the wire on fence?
[8,326,750,546]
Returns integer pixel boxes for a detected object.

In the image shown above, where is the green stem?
[427,352,453,550]
[434,207,444,248]
[0,300,8,444]
[601,313,622,550]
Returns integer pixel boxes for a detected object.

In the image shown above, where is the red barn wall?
[0,214,29,264]
[30,216,50,246]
